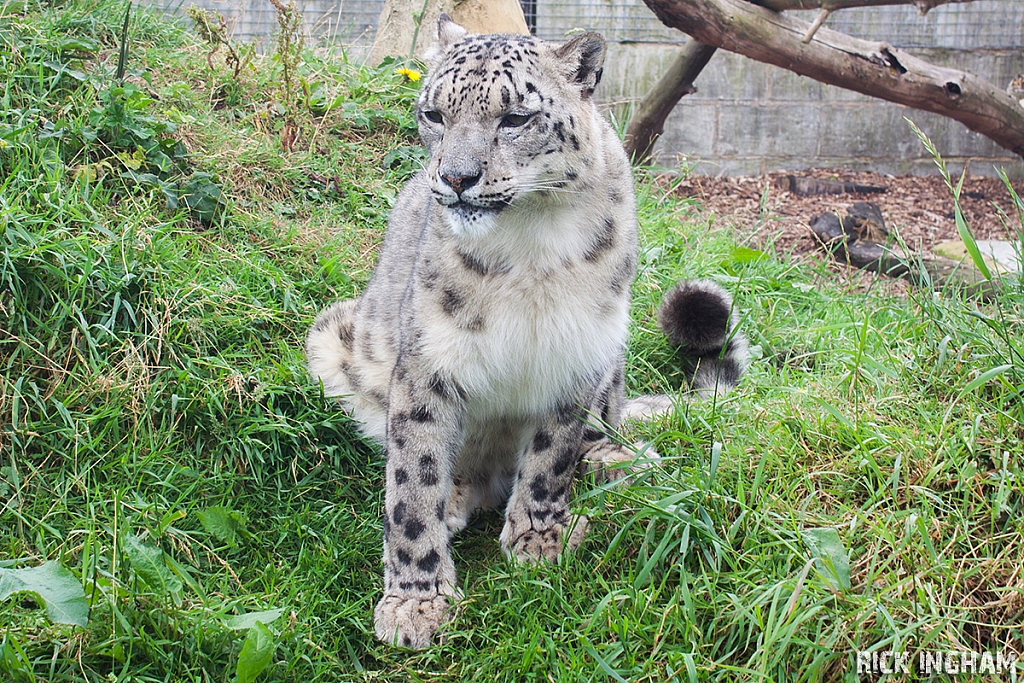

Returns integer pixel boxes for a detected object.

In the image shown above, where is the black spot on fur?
[428,372,451,400]
[717,357,743,386]
[583,218,615,262]
[458,250,489,276]
[428,372,467,402]
[392,502,407,526]
[359,331,375,361]
[397,580,430,592]
[532,430,552,452]
[610,254,636,295]
[692,355,743,390]
[553,121,566,142]
[582,427,604,442]
[419,455,439,486]
[529,474,549,502]
[404,518,426,541]
[417,549,440,573]
[394,468,409,485]
[397,549,412,565]
[436,500,446,521]
[394,364,408,382]
[410,405,434,423]
[556,401,583,424]
[441,287,464,315]
[389,413,410,446]
[339,322,354,350]
[419,267,440,290]
[552,447,576,477]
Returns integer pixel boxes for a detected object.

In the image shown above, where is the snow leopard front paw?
[500,513,588,563]
[373,592,452,649]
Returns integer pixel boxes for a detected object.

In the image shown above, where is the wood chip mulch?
[664,168,1023,259]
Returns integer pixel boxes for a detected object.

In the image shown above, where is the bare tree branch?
[641,0,1024,158]
[623,41,718,165]
[753,0,976,13]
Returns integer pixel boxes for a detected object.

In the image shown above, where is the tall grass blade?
[908,118,994,281]
[954,204,993,280]
[116,1,131,84]
[960,363,1012,394]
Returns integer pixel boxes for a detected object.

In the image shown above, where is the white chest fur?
[419,200,632,417]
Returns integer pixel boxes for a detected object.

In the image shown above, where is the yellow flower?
[395,68,421,82]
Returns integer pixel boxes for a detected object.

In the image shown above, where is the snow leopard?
[305,16,748,649]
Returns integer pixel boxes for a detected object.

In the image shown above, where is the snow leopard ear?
[555,32,605,98]
[424,14,469,64]
[438,14,469,49]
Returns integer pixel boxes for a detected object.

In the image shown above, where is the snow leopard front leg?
[500,385,597,562]
[373,360,465,649]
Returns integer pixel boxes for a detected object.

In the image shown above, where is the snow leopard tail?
[658,279,749,393]
[621,279,748,421]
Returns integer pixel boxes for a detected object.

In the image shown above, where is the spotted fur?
[305,16,746,649]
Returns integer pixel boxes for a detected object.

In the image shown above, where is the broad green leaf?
[179,173,226,224]
[237,622,275,683]
[56,37,100,53]
[0,561,88,626]
[731,246,768,264]
[802,527,851,592]
[198,506,239,547]
[121,534,183,597]
[224,609,285,630]
[197,506,250,548]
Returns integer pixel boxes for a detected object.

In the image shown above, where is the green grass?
[2,1,1023,681]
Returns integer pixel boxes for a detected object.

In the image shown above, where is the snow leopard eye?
[422,110,444,124]
[499,113,533,128]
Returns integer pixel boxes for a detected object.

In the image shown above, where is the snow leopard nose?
[440,171,482,196]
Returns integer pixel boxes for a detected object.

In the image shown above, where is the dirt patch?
[665,169,1023,259]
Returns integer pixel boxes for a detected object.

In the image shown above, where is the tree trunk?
[640,0,1024,158]
[369,0,528,65]
[623,41,718,165]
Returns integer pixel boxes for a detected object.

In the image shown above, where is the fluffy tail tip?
[657,279,737,352]
[657,279,749,393]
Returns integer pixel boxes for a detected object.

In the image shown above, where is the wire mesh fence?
[811,0,1024,49]
[144,0,384,49]
[145,0,1023,51]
